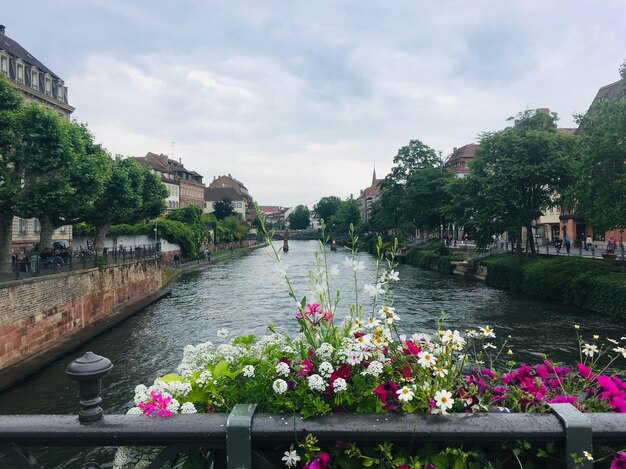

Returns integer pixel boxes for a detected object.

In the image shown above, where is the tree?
[404,167,454,234]
[213,198,236,220]
[16,112,110,249]
[314,196,342,224]
[388,139,441,183]
[221,214,249,241]
[575,98,626,233]
[329,198,361,236]
[452,110,575,253]
[0,75,23,271]
[82,158,168,253]
[288,205,311,230]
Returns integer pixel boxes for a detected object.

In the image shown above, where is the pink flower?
[577,363,594,379]
[305,303,321,315]
[403,340,421,355]
[535,365,550,379]
[547,395,578,404]
[611,451,626,469]
[138,390,172,417]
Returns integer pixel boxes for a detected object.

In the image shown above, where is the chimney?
[228,173,231,178]
[0,25,5,35]
[453,147,457,153]
[179,158,181,164]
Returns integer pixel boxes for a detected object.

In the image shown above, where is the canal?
[1,240,625,466]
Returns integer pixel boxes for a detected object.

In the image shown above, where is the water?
[1,241,625,466]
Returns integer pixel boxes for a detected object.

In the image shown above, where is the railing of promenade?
[1,353,624,469]
[0,245,157,284]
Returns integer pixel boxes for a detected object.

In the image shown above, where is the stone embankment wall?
[0,260,162,370]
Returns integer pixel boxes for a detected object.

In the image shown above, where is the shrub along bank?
[406,244,467,275]
[478,253,626,318]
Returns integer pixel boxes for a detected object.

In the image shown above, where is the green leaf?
[213,361,229,378]
[160,373,184,383]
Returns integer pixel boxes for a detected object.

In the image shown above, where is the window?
[45,77,52,95]
[31,70,38,90]
[33,219,40,233]
[0,56,7,75]
[18,218,26,234]
[57,86,63,101]
[59,226,66,234]
[16,64,23,83]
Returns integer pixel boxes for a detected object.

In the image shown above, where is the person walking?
[564,234,571,254]
[173,253,180,267]
[554,236,562,255]
[586,235,592,251]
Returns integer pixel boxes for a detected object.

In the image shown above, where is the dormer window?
[0,56,7,75]
[16,63,23,83]
[31,70,38,90]
[57,85,63,101]
[45,76,51,95]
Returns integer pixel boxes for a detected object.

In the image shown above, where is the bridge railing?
[1,353,624,469]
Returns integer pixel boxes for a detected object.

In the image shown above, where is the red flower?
[577,363,594,379]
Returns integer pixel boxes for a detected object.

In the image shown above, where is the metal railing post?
[549,403,592,469]
[227,403,257,469]
[65,352,113,423]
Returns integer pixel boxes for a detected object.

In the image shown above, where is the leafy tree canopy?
[314,196,342,224]
[329,198,361,236]
[388,139,441,183]
[213,197,236,220]
[288,205,311,230]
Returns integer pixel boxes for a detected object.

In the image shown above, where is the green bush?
[479,254,626,317]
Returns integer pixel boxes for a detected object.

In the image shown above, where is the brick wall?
[0,260,162,370]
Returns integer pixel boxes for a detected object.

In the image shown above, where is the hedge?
[479,254,626,318]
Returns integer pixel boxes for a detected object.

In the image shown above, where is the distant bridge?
[271,229,321,241]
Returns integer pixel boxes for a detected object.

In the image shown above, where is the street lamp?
[154,221,158,257]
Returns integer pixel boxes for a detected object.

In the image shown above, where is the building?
[443,144,479,178]
[203,187,246,219]
[209,174,256,225]
[0,25,74,118]
[359,168,383,223]
[133,153,181,210]
[136,152,204,209]
[1,25,74,250]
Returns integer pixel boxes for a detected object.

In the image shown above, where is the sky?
[2,1,624,207]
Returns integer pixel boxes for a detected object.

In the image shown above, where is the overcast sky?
[3,1,624,206]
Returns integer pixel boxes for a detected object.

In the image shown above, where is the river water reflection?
[2,240,625,418]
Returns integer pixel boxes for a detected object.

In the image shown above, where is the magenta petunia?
[611,451,626,469]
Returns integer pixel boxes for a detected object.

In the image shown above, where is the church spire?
[372,164,377,185]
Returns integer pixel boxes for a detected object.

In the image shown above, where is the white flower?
[276,362,291,376]
[364,283,385,299]
[167,398,180,413]
[582,343,599,357]
[607,338,619,345]
[329,264,340,278]
[379,306,400,324]
[387,270,400,282]
[365,317,381,328]
[480,326,496,338]
[583,451,593,461]
[483,343,497,350]
[441,330,466,348]
[365,360,384,376]
[355,334,371,347]
[196,370,214,386]
[217,328,229,339]
[433,366,449,378]
[273,379,288,394]
[417,350,437,368]
[316,343,334,361]
[612,346,626,358]
[180,402,197,414]
[243,365,255,377]
[282,450,301,467]
[333,377,348,393]
[346,350,362,366]
[343,257,354,268]
[127,407,143,415]
[433,389,454,415]
[412,333,432,348]
[397,386,415,402]
[319,361,334,378]
[353,261,365,272]
[307,374,327,392]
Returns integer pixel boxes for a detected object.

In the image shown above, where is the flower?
[242,365,255,377]
[583,451,593,461]
[483,343,497,350]
[333,377,348,393]
[308,374,327,392]
[282,450,301,467]
[418,350,437,368]
[319,361,334,378]
[365,360,384,376]
[397,386,415,402]
[433,389,454,415]
[273,379,288,394]
[217,328,229,339]
[574,324,581,330]
[364,283,385,299]
[582,343,599,357]
[611,451,626,469]
[138,390,172,417]
[180,402,197,414]
[480,326,496,338]
[379,306,400,324]
[276,362,291,376]
[441,329,465,348]
[434,366,449,378]
[329,264,340,278]
[613,347,626,358]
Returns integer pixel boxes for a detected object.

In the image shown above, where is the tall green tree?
[0,75,23,271]
[288,205,310,230]
[16,113,111,249]
[453,110,575,253]
[314,196,342,224]
[213,197,236,220]
[221,214,249,241]
[388,139,441,183]
[575,98,626,233]
[404,167,454,234]
[82,158,168,252]
[329,198,361,236]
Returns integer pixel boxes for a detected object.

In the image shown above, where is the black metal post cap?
[66,352,113,380]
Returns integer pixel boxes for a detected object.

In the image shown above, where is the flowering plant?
[122,222,625,468]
